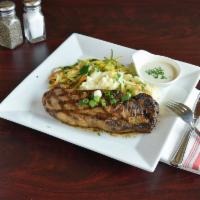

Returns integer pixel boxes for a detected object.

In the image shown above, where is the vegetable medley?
[48,53,153,97]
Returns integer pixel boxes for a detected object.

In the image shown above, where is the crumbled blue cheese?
[80,71,120,90]
[94,90,102,98]
[79,71,157,98]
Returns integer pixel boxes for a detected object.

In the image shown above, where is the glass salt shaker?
[0,1,23,49]
[23,0,46,43]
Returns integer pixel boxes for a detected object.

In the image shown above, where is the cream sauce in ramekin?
[140,61,178,84]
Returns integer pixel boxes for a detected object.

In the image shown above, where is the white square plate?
[0,33,200,172]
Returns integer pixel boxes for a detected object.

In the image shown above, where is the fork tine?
[166,104,183,116]
[166,100,194,125]
[169,101,189,111]
[166,102,183,112]
[168,102,186,112]
[169,100,190,110]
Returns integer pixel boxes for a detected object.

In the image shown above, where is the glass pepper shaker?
[0,1,23,49]
[23,0,46,43]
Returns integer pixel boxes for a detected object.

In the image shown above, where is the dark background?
[0,0,200,199]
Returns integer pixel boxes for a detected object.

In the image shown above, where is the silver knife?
[170,92,200,167]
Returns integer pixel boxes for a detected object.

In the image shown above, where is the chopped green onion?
[100,98,107,107]
[94,96,101,102]
[121,92,132,102]
[89,100,98,108]
[110,94,114,99]
[79,98,89,105]
[104,91,111,97]
[110,98,118,105]
[145,67,167,79]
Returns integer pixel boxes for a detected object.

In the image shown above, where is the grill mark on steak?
[42,85,159,134]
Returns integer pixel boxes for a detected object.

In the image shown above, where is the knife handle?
[170,128,192,167]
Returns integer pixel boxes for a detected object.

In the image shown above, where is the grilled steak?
[42,85,159,134]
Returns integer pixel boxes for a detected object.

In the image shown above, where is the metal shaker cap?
[23,0,41,7]
[0,1,15,12]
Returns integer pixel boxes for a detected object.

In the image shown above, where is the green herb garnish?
[110,94,114,99]
[79,91,102,108]
[121,92,132,102]
[145,67,167,79]
[89,99,98,108]
[80,64,90,75]
[93,96,101,102]
[104,91,111,97]
[110,98,118,105]
[79,98,89,105]
[94,64,100,72]
[100,98,107,107]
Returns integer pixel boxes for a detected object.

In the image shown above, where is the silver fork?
[166,100,200,167]
[166,101,200,135]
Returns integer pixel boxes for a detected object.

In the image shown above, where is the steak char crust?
[42,85,159,134]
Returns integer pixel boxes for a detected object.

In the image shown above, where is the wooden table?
[0,0,200,199]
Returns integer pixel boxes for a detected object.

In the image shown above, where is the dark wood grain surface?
[0,0,200,199]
